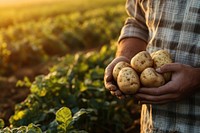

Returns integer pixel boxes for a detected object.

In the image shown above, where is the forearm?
[116,37,147,60]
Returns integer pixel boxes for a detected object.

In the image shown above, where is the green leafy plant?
[0,119,4,129]
[0,1,141,132]
[1,44,140,133]
[0,4,126,76]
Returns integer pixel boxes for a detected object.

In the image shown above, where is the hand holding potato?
[105,49,173,99]
[151,50,173,82]
[104,56,131,99]
[139,50,173,86]
[135,63,200,104]
[111,50,173,95]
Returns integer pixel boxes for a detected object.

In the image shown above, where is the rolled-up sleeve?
[118,0,149,43]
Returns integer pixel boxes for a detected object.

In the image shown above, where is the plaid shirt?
[119,0,200,133]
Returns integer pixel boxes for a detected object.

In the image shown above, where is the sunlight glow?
[0,0,64,7]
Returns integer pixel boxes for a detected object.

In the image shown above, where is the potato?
[112,61,130,81]
[140,67,165,87]
[117,67,140,94]
[111,50,173,92]
[151,50,172,68]
[131,51,153,73]
[151,50,173,82]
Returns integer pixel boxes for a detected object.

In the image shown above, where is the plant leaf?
[56,107,72,126]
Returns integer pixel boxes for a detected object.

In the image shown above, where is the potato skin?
[112,61,130,81]
[151,50,172,68]
[140,67,165,87]
[131,51,153,73]
[117,67,140,94]
[151,50,173,82]
[111,50,173,93]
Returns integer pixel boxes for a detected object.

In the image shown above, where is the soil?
[0,77,30,126]
[0,62,53,126]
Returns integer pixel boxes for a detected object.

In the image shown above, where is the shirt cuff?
[118,24,149,43]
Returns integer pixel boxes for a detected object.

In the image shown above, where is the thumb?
[156,63,181,73]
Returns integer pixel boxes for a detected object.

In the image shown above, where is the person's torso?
[138,0,200,132]
[140,0,200,67]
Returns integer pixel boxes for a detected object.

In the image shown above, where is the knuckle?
[104,66,111,75]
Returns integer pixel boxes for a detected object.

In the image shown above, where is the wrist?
[116,37,147,60]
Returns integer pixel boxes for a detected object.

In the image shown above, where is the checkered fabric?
[119,0,200,132]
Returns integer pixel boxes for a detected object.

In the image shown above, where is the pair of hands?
[104,56,200,104]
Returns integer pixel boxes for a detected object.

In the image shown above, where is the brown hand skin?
[135,63,200,104]
[104,37,147,99]
[104,56,130,99]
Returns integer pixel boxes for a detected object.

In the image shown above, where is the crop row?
[0,44,141,133]
[0,5,126,75]
[0,0,123,28]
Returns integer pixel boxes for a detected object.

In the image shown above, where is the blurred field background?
[0,0,141,132]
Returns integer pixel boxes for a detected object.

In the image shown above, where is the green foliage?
[0,123,42,133]
[0,0,123,28]
[0,119,4,129]
[16,77,32,88]
[0,42,11,74]
[0,1,126,76]
[56,107,72,132]
[0,44,140,132]
[0,1,141,132]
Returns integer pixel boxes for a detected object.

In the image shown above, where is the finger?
[135,93,178,102]
[139,100,173,105]
[104,65,114,83]
[137,81,175,95]
[117,95,125,99]
[104,65,117,91]
[115,90,124,96]
[125,95,131,98]
[104,56,130,86]
[110,91,115,96]
[156,63,182,73]
[104,82,117,91]
[110,90,125,99]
